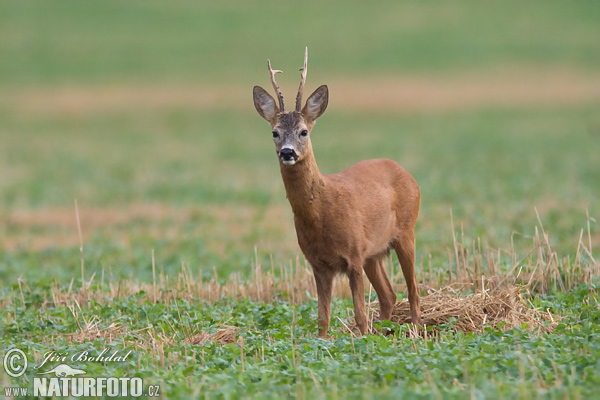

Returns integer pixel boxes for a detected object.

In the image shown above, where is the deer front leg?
[313,270,334,338]
[347,263,368,335]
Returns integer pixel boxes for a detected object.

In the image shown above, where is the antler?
[295,47,308,112]
[267,59,286,112]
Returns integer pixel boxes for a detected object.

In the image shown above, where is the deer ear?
[253,86,279,124]
[302,85,328,123]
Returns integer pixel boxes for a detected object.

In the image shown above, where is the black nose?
[280,148,297,161]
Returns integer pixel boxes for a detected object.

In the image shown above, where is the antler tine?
[295,47,308,112]
[267,59,286,112]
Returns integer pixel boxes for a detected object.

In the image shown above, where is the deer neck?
[279,149,324,224]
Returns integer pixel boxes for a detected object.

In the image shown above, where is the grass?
[1,106,598,282]
[1,0,599,86]
[1,0,599,398]
[2,282,599,398]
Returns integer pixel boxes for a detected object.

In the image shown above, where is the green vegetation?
[1,0,599,398]
[2,284,599,398]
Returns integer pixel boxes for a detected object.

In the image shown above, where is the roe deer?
[253,48,421,337]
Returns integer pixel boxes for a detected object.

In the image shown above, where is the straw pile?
[185,326,239,346]
[66,316,136,343]
[365,285,558,335]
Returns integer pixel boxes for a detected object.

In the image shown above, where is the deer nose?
[280,148,298,161]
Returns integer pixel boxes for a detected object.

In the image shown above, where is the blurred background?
[0,0,599,284]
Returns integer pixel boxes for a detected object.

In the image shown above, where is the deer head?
[253,47,329,166]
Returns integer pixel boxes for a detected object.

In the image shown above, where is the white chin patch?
[281,159,296,165]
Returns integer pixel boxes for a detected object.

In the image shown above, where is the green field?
[1,1,599,398]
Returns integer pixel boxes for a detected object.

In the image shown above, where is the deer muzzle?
[279,147,299,165]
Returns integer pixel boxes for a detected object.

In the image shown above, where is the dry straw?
[185,327,239,346]
[356,283,558,337]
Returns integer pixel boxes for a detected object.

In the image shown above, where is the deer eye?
[272,131,280,139]
[300,130,308,137]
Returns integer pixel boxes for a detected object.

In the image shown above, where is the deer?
[253,48,421,338]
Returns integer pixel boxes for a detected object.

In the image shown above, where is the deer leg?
[347,262,368,335]
[363,257,396,321]
[394,234,421,325]
[313,270,334,338]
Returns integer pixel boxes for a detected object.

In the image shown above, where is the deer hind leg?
[347,261,368,335]
[394,233,421,325]
[313,269,334,338]
[363,257,396,321]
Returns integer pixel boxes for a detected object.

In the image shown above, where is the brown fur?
[253,57,421,337]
